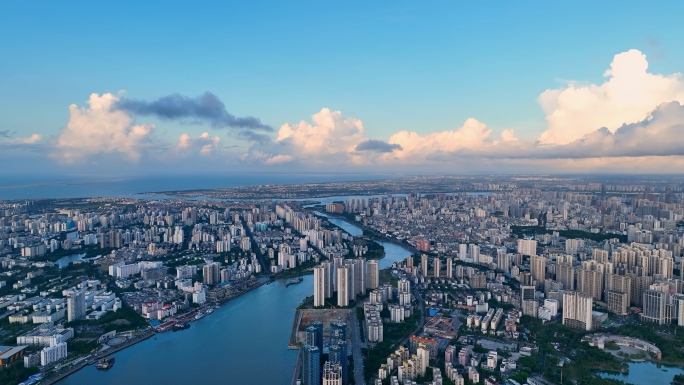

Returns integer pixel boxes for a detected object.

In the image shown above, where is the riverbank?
[45,276,271,385]
[40,329,155,385]
[316,211,420,255]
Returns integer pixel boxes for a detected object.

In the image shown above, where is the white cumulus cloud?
[538,49,684,145]
[387,118,492,161]
[276,107,367,156]
[53,93,156,163]
[176,132,221,155]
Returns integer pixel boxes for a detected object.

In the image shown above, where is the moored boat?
[95,357,115,370]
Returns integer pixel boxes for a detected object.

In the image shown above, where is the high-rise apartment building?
[446,258,453,278]
[520,285,535,301]
[367,260,379,290]
[202,262,221,285]
[322,261,333,298]
[604,274,632,310]
[530,255,547,284]
[314,266,326,307]
[517,239,537,256]
[641,283,674,325]
[577,267,603,301]
[606,290,629,315]
[66,290,85,322]
[556,263,575,291]
[337,266,349,307]
[562,291,593,330]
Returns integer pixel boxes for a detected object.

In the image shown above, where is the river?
[57,217,411,385]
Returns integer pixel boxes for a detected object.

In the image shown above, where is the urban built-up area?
[0,175,684,385]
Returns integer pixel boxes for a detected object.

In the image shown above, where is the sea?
[0,173,398,201]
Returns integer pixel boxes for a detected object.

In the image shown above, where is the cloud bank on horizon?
[10,48,684,173]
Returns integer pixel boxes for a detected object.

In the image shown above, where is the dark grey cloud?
[115,92,273,132]
[355,139,402,153]
[237,130,272,143]
[0,130,15,138]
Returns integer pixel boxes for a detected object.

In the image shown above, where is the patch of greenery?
[67,304,148,332]
[0,363,39,385]
[511,225,627,243]
[68,339,99,356]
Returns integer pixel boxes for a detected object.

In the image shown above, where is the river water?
[57,218,410,385]
[598,361,684,384]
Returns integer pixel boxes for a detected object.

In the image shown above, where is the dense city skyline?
[2,2,684,175]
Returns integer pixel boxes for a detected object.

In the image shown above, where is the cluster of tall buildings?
[301,322,348,385]
[313,258,379,307]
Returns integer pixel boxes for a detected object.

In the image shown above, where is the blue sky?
[1,1,684,175]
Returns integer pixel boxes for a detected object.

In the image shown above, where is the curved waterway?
[58,217,410,385]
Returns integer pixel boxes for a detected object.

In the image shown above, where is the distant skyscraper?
[469,244,480,264]
[322,261,333,298]
[314,266,326,307]
[459,244,467,261]
[530,255,547,285]
[355,257,365,296]
[446,258,453,278]
[306,322,324,352]
[66,290,85,322]
[642,287,669,325]
[333,257,344,291]
[496,252,510,273]
[367,260,379,290]
[421,254,428,277]
[556,263,575,291]
[517,239,537,256]
[329,341,348,385]
[434,258,441,278]
[344,260,356,302]
[302,345,321,385]
[604,274,632,308]
[337,266,349,307]
[577,267,603,301]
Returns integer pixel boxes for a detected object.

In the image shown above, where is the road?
[351,303,366,385]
